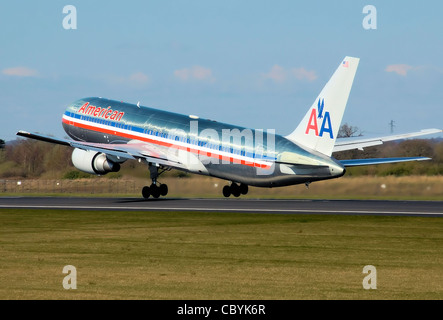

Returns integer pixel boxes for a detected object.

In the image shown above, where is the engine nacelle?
[71,148,120,175]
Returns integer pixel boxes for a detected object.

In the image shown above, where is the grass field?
[1,208,442,299]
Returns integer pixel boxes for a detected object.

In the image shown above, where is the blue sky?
[1,0,442,141]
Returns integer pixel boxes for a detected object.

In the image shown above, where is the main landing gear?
[222,182,248,198]
[142,183,168,199]
[142,164,169,199]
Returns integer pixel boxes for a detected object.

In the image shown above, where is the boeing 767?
[17,57,442,198]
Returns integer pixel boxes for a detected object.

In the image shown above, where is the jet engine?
[71,148,120,175]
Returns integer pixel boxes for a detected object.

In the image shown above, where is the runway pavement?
[0,197,442,216]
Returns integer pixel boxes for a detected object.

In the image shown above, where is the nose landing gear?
[142,164,169,199]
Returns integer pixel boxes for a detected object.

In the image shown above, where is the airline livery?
[17,57,442,198]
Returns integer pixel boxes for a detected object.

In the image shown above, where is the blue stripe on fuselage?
[64,110,277,161]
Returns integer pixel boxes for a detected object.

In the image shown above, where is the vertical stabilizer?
[285,56,359,156]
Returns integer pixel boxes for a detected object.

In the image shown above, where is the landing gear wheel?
[239,183,248,195]
[222,185,231,198]
[150,183,160,199]
[159,184,168,196]
[142,186,150,199]
[230,183,241,197]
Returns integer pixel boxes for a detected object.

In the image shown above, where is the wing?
[16,130,185,169]
[333,128,442,152]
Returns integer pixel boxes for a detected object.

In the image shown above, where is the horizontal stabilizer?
[339,157,431,167]
[334,129,442,152]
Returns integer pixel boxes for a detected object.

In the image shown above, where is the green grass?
[0,209,442,299]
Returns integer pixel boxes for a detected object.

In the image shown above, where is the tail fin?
[285,56,359,156]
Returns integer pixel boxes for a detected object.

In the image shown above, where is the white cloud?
[2,66,38,77]
[174,66,215,82]
[262,65,317,83]
[292,67,317,81]
[262,65,286,83]
[385,64,414,76]
[108,72,150,87]
[128,72,150,84]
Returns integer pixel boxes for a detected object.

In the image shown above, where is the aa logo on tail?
[317,98,324,119]
[305,98,334,139]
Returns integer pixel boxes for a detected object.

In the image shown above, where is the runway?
[0,197,442,216]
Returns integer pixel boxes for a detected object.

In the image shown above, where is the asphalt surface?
[0,197,442,216]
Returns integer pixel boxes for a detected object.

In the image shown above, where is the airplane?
[17,56,442,198]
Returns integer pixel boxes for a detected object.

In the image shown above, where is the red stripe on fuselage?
[62,116,271,169]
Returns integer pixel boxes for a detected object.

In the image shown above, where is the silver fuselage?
[62,97,345,187]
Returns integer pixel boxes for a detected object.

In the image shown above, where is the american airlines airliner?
[17,57,441,198]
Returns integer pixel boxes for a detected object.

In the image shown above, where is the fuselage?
[62,97,345,187]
